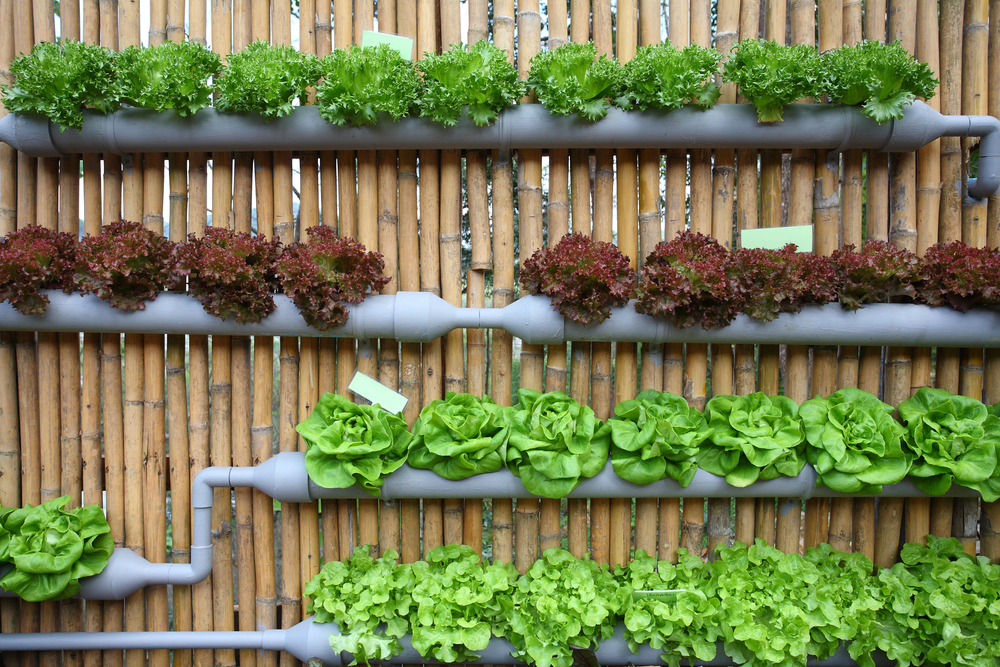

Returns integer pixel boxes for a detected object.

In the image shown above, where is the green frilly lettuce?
[409,391,510,480]
[800,388,910,493]
[298,392,413,496]
[608,390,709,486]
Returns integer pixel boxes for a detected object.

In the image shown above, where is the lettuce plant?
[504,389,611,498]
[897,387,1000,501]
[520,233,636,325]
[823,40,938,124]
[116,41,221,116]
[75,220,179,311]
[408,392,510,480]
[2,39,121,131]
[712,540,882,667]
[608,390,709,486]
[215,41,320,119]
[527,41,624,121]
[276,225,390,331]
[618,41,722,111]
[317,44,419,126]
[701,392,806,487]
[410,544,518,663]
[417,40,525,127]
[799,388,910,493]
[723,39,824,122]
[297,392,413,496]
[622,548,722,667]
[0,496,114,602]
[0,226,78,315]
[857,537,1000,667]
[732,245,839,321]
[636,231,742,330]
[919,240,1000,312]
[501,548,628,667]
[304,546,415,665]
[174,227,281,324]
[831,240,922,310]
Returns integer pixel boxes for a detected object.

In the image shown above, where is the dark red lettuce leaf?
[520,233,636,325]
[0,226,79,315]
[276,226,390,331]
[919,241,1000,312]
[733,245,839,322]
[830,240,922,311]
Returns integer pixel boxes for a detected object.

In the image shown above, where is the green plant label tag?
[632,589,686,603]
[740,224,813,252]
[361,30,415,61]
[348,371,409,415]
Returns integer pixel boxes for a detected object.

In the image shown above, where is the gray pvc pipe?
[5,292,1000,348]
[247,451,982,502]
[1,102,998,197]
[0,618,888,667]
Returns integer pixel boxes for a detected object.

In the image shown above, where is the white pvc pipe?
[1,102,997,197]
[4,292,1000,348]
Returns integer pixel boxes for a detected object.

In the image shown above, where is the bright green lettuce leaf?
[500,548,628,667]
[304,546,415,665]
[2,39,121,131]
[618,41,722,111]
[0,496,113,601]
[116,41,221,116]
[722,39,824,122]
[800,387,910,493]
[897,387,1000,501]
[823,40,938,124]
[316,44,419,126]
[622,548,722,667]
[417,40,525,127]
[408,391,510,480]
[410,544,517,662]
[298,392,413,496]
[527,41,624,121]
[608,390,708,486]
[701,392,806,487]
[215,40,320,119]
[505,389,611,498]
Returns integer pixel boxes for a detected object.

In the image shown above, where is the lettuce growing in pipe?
[408,392,510,480]
[304,546,414,665]
[617,41,722,111]
[504,389,611,499]
[722,39,824,123]
[410,545,517,663]
[701,392,806,487]
[116,41,222,116]
[0,497,114,602]
[0,225,78,316]
[527,41,625,121]
[215,41,320,119]
[298,392,412,496]
[799,388,910,494]
[317,44,420,127]
[897,387,1000,501]
[622,549,722,667]
[608,390,709,486]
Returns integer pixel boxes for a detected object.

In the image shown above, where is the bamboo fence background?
[0,0,999,662]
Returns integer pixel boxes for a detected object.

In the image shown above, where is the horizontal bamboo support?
[5,292,1000,348]
[0,102,996,197]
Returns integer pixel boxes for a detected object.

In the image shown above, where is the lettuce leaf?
[408,392,510,480]
[723,39,824,123]
[618,41,722,111]
[316,44,419,126]
[116,41,221,116]
[527,41,624,121]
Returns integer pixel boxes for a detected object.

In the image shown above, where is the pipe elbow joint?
[967,115,1000,200]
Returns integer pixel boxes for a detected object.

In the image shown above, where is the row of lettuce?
[299,385,1000,501]
[308,538,999,667]
[2,36,935,133]
[4,223,999,331]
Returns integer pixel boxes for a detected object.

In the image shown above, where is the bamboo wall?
[0,0,998,662]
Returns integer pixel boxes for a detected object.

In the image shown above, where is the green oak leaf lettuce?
[410,544,518,663]
[702,393,806,487]
[608,390,709,486]
[304,546,415,665]
[505,389,611,499]
[0,496,114,601]
[897,387,1000,501]
[316,44,419,126]
[500,548,628,667]
[800,388,910,493]
[527,41,624,121]
[298,392,413,496]
[408,391,510,480]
